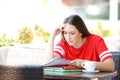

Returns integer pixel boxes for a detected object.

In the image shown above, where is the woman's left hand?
[69,59,85,68]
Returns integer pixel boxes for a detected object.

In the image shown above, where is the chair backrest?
[6,46,50,65]
[0,65,44,80]
[110,51,120,80]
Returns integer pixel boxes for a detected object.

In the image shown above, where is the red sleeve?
[54,39,65,58]
[96,38,113,62]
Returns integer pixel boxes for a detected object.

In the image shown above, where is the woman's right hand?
[54,27,62,36]
[52,25,64,38]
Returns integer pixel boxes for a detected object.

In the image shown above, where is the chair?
[110,51,120,80]
[0,65,44,80]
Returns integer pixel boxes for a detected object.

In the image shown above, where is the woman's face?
[63,23,82,48]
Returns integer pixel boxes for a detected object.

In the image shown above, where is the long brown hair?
[63,15,91,38]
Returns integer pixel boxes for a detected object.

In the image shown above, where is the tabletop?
[44,69,117,80]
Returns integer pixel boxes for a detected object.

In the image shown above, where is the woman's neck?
[73,37,86,49]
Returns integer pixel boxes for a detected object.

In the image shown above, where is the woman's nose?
[66,34,71,39]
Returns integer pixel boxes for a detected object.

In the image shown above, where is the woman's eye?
[63,31,75,35]
[70,32,75,35]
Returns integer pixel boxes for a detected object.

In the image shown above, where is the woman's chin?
[68,43,73,46]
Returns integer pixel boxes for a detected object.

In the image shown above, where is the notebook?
[44,66,82,72]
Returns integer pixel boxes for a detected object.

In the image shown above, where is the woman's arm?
[48,26,63,58]
[70,58,115,71]
[95,58,115,71]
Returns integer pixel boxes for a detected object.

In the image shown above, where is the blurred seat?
[110,51,120,80]
[0,65,44,80]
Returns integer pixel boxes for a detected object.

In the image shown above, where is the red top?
[54,34,113,62]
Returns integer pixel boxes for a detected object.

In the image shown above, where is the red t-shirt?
[54,34,113,62]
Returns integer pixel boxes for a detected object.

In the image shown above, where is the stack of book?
[43,57,82,72]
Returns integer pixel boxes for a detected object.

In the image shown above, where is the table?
[44,70,117,80]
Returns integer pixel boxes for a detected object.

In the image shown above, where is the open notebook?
[6,46,52,66]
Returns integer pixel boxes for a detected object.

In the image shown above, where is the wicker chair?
[110,51,120,80]
[0,65,44,80]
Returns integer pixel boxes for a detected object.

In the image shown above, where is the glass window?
[62,0,110,20]
[74,0,110,20]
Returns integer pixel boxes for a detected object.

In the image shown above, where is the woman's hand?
[69,59,86,68]
[54,27,62,36]
[70,58,115,71]
[51,24,65,38]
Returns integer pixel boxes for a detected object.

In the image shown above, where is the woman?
[49,14,114,71]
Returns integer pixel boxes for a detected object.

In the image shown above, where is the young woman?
[49,14,114,71]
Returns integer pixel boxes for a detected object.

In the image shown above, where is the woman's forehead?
[64,24,76,30]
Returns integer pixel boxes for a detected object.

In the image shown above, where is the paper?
[42,57,70,67]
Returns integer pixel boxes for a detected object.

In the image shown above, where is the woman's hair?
[63,15,91,38]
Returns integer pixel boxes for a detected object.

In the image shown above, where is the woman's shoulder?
[88,34,103,39]
[87,34,103,41]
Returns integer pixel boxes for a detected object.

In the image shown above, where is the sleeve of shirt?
[53,40,65,58]
[96,38,113,62]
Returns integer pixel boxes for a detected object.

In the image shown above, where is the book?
[44,65,81,70]
[43,57,82,72]
[42,57,70,67]
[44,66,82,72]
[63,65,81,70]
[44,68,82,72]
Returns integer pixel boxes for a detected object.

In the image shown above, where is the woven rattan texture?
[111,51,120,80]
[0,65,44,80]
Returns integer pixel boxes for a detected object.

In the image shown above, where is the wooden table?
[44,70,117,80]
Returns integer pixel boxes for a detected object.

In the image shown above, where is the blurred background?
[0,0,120,51]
